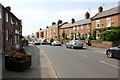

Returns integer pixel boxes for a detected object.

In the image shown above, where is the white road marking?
[99,60,120,69]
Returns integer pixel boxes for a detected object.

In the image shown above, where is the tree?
[62,31,65,38]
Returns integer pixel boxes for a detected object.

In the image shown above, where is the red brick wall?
[91,14,120,33]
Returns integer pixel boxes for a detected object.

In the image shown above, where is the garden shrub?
[100,30,120,41]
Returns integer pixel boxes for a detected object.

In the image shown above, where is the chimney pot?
[98,6,103,13]
[71,18,75,24]
[52,22,56,25]
[85,12,90,19]
[6,6,11,11]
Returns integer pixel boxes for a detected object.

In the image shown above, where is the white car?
[34,40,40,45]
[51,40,61,46]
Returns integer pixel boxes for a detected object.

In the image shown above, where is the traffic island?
[5,50,31,71]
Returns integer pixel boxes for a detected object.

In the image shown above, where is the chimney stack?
[6,6,11,12]
[98,6,103,13]
[40,28,42,30]
[52,22,56,25]
[71,18,75,24]
[85,12,90,19]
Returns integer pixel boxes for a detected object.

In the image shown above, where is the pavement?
[2,46,58,79]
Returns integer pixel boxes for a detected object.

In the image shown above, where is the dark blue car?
[106,45,120,58]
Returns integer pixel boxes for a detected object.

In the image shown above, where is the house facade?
[0,4,22,53]
[91,6,120,39]
[60,12,91,39]
[46,22,58,40]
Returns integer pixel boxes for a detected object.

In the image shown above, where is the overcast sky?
[0,0,119,36]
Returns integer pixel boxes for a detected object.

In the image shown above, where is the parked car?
[106,45,120,58]
[28,41,34,45]
[51,40,61,46]
[33,40,40,45]
[48,38,54,45]
[66,40,83,49]
[41,39,47,45]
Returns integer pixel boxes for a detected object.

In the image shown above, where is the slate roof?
[92,6,120,20]
[49,24,57,28]
[60,18,91,29]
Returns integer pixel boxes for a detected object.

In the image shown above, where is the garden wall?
[90,40,120,48]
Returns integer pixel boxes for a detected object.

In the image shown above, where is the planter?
[5,55,31,71]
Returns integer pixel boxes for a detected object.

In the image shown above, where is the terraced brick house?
[91,6,120,39]
[60,12,91,40]
[46,22,58,41]
[0,4,22,53]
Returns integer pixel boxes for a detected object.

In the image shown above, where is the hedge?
[92,26,120,40]
[100,30,120,41]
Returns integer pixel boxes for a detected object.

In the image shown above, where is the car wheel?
[66,45,68,48]
[107,51,113,58]
[71,46,74,49]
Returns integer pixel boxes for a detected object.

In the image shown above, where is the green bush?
[90,35,96,40]
[100,30,120,41]
[92,26,120,40]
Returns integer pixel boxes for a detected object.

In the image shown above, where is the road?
[38,45,119,78]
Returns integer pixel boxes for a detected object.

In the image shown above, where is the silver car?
[66,40,83,49]
[51,40,61,46]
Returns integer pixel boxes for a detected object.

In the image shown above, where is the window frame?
[96,20,100,28]
[5,12,9,22]
[80,25,84,29]
[96,31,100,39]
[106,18,111,27]
[6,29,9,41]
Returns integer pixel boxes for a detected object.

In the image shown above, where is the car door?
[117,46,120,58]
[112,47,119,58]
[67,41,72,47]
[69,41,73,47]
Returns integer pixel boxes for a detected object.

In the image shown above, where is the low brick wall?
[90,40,120,48]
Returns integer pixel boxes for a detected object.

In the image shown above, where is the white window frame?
[73,27,76,30]
[76,33,79,38]
[69,30,72,33]
[81,33,83,37]
[77,26,79,30]
[0,8,1,19]
[80,25,83,29]
[16,21,17,25]
[11,18,14,24]
[15,35,17,43]
[6,29,9,41]
[87,24,90,28]
[106,18,111,27]
[96,32,100,39]
[6,13,8,22]
[96,20,100,28]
